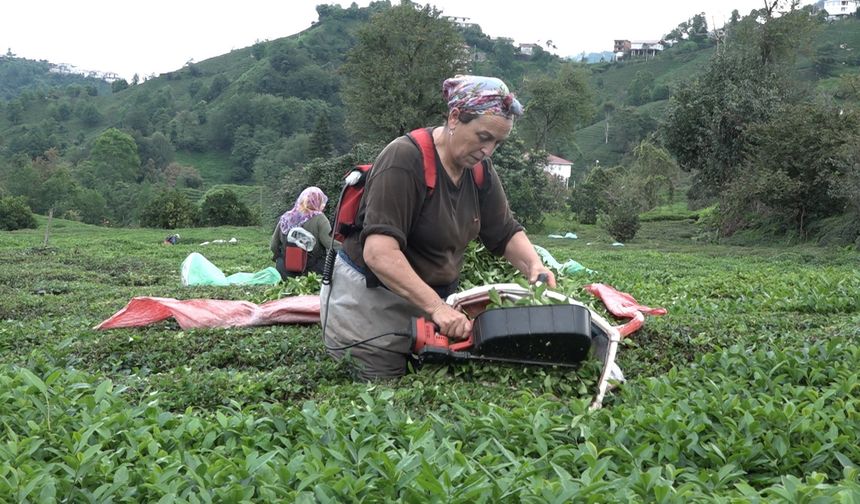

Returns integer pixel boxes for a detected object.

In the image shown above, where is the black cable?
[320,251,335,342]
[324,331,412,353]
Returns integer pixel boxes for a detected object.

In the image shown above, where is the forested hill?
[0,54,112,101]
[0,1,574,227]
[1,2,859,247]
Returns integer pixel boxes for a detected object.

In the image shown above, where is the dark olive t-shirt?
[343,129,522,287]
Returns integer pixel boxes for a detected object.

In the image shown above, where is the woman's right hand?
[430,303,472,341]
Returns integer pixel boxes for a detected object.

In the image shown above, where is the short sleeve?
[358,139,425,250]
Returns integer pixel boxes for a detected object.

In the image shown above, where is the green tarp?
[180,252,281,286]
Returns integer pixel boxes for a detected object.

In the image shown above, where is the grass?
[1,217,859,500]
[173,151,236,185]
[639,202,700,222]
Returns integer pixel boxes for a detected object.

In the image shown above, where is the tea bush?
[1,218,859,500]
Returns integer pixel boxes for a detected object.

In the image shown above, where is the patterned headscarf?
[278,186,328,234]
[442,75,523,118]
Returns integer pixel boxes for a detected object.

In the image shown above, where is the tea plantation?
[1,218,858,502]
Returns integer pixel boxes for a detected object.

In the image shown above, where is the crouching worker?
[270,186,339,280]
[320,75,555,380]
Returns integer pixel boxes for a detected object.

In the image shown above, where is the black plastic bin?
[471,304,592,364]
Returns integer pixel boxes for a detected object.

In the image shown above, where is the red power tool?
[411,304,595,367]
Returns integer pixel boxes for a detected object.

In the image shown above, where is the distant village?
[452,0,859,65]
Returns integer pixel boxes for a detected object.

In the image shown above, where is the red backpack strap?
[406,128,437,196]
[407,128,489,195]
[471,159,487,190]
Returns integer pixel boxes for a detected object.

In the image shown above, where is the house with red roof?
[543,154,573,188]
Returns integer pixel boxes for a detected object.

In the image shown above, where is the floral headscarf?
[442,75,523,118]
[278,186,328,234]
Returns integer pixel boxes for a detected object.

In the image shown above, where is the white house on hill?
[823,0,859,19]
[543,154,573,188]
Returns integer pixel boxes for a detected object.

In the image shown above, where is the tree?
[5,100,23,124]
[140,190,198,229]
[568,165,620,225]
[341,2,468,144]
[283,64,339,100]
[491,130,552,229]
[662,2,818,204]
[600,199,641,242]
[732,1,818,66]
[630,141,681,209]
[0,196,37,231]
[830,136,860,227]
[519,64,594,151]
[86,128,141,186]
[661,50,788,201]
[205,75,230,101]
[75,102,102,126]
[664,13,709,45]
[835,74,860,101]
[135,131,175,172]
[724,104,859,235]
[63,187,105,224]
[626,70,655,106]
[111,79,129,93]
[200,188,258,226]
[610,106,657,154]
[308,114,334,160]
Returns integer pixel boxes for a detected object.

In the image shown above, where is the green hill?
[569,17,860,174]
[0,54,112,101]
[1,6,858,228]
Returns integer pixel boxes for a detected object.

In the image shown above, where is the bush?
[140,190,198,229]
[600,200,640,242]
[0,196,38,231]
[199,188,258,226]
[569,184,602,224]
[693,204,721,243]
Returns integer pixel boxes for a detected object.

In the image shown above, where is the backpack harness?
[325,127,488,292]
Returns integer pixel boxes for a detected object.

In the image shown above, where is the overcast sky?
[2,0,791,81]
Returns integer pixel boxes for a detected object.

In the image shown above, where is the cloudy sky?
[2,0,789,81]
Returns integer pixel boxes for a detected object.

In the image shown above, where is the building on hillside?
[444,15,478,29]
[518,43,541,57]
[613,39,664,61]
[613,40,632,54]
[630,41,664,58]
[822,0,859,19]
[543,154,574,188]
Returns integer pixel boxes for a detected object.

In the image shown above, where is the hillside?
[0,4,570,159]
[572,16,860,171]
[1,6,859,232]
[0,54,112,101]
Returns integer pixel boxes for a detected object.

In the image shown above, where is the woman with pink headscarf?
[270,186,339,280]
[321,75,555,379]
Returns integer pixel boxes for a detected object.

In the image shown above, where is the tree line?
[1,0,859,247]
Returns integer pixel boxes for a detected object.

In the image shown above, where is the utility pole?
[42,208,53,247]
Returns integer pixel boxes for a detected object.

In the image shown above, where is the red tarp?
[95,284,664,332]
[584,283,667,337]
[94,295,320,330]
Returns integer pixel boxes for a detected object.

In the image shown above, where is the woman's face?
[448,111,513,169]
